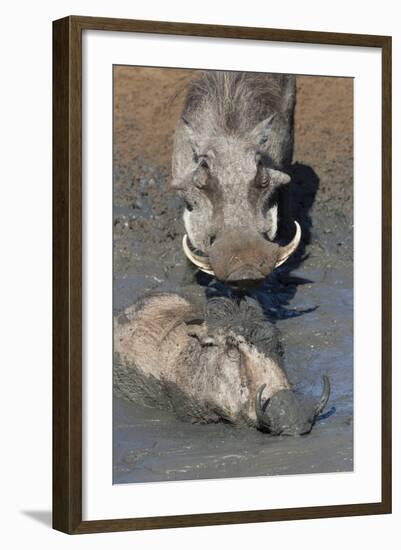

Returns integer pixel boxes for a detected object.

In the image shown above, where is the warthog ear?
[182,116,201,157]
[269,168,291,186]
[171,117,201,188]
[250,114,276,146]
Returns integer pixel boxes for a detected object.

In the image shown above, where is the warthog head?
[115,294,331,434]
[200,297,330,434]
[172,71,299,288]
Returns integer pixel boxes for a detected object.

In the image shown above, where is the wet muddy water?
[112,189,353,483]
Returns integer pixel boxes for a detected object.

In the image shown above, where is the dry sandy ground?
[114,66,353,214]
[112,67,354,484]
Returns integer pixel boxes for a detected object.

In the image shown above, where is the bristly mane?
[205,297,283,359]
[182,71,294,135]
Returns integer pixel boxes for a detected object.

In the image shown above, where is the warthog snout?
[256,376,331,436]
[209,230,277,287]
[209,227,300,288]
[183,221,301,288]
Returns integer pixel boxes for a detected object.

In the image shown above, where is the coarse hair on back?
[182,70,295,135]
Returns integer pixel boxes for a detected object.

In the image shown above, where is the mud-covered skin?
[114,294,329,433]
[114,294,289,427]
[256,375,330,436]
[262,389,315,435]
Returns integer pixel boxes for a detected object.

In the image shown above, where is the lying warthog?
[172,71,301,288]
[114,293,330,435]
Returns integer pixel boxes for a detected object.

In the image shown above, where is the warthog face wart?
[172,71,300,288]
[114,294,330,434]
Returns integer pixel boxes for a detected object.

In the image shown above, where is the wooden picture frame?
[53,15,392,534]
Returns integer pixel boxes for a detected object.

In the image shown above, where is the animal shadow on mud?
[199,162,320,321]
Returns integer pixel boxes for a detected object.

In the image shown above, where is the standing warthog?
[172,71,301,288]
[114,293,330,435]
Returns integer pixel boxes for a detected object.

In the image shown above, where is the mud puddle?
[113,200,353,483]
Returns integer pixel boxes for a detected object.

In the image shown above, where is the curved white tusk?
[275,220,302,268]
[182,234,215,275]
[314,375,331,417]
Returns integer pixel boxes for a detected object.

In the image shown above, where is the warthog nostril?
[225,266,265,288]
[228,280,264,290]
[281,423,312,436]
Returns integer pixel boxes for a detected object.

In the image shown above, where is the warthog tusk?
[314,375,331,417]
[255,384,272,432]
[275,220,302,268]
[182,234,215,275]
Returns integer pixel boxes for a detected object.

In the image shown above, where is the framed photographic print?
[53,16,392,534]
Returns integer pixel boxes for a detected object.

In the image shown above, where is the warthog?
[114,293,330,435]
[172,71,301,288]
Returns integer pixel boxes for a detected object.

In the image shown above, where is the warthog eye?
[199,158,209,170]
[258,175,270,188]
[226,345,240,360]
[225,336,240,360]
[193,159,209,188]
[254,157,271,188]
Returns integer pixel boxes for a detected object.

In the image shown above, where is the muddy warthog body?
[114,294,330,435]
[172,71,300,288]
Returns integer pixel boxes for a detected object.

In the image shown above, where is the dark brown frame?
[53,15,392,534]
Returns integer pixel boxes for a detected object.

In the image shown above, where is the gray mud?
[112,69,353,484]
